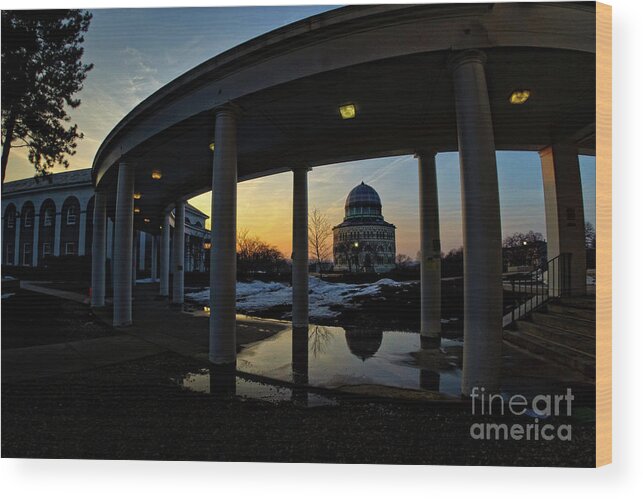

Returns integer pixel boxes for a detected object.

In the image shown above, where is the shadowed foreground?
[2,351,595,466]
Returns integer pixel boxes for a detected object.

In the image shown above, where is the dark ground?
[1,286,595,466]
[1,290,114,349]
[1,351,595,465]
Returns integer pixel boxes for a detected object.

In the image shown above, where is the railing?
[502,253,571,328]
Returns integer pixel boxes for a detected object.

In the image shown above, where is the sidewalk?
[2,282,288,383]
[20,280,90,305]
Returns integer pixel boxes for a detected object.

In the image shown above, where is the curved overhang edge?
[92,2,596,189]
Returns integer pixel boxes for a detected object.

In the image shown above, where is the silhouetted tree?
[308,208,332,276]
[395,253,412,269]
[585,222,596,249]
[441,247,463,277]
[1,10,93,183]
[237,228,287,277]
[502,230,546,269]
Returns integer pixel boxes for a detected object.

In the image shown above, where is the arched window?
[6,208,15,229]
[23,206,34,228]
[66,206,77,225]
[44,207,54,226]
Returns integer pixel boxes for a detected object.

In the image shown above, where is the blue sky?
[4,6,596,256]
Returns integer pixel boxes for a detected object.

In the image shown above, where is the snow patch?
[185,276,413,319]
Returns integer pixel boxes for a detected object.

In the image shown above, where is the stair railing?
[503,252,571,327]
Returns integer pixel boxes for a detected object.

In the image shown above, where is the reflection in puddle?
[176,370,337,407]
[237,325,463,397]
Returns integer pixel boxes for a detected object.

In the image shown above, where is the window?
[64,242,76,255]
[6,212,15,229]
[23,243,32,266]
[42,242,52,257]
[44,208,54,227]
[24,210,33,228]
[6,244,14,264]
[66,206,77,225]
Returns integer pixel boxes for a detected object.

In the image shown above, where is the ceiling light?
[134,207,140,214]
[151,170,162,180]
[133,192,142,200]
[203,241,212,250]
[144,218,150,223]
[209,142,215,151]
[339,103,356,120]
[509,89,530,105]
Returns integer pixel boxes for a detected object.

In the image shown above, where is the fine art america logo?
[469,387,574,441]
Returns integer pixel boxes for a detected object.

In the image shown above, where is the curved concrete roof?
[93,3,596,233]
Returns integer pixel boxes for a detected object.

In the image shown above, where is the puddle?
[237,325,464,397]
[176,370,337,407]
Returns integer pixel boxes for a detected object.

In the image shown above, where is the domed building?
[333,182,396,273]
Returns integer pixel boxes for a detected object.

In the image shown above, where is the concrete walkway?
[3,283,289,383]
[20,280,90,305]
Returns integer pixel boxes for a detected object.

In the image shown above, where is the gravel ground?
[2,352,595,466]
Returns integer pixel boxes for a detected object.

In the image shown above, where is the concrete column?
[172,201,185,305]
[78,210,87,256]
[138,231,146,271]
[451,50,503,395]
[32,213,40,267]
[53,211,62,256]
[113,161,135,327]
[417,151,441,347]
[160,212,171,296]
[107,218,114,290]
[540,144,587,296]
[292,167,309,329]
[132,231,138,287]
[209,106,238,366]
[151,235,158,280]
[13,213,20,265]
[107,218,114,260]
[91,190,107,307]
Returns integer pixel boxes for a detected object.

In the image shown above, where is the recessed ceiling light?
[133,192,142,200]
[134,207,140,214]
[151,170,162,180]
[209,142,215,151]
[509,89,530,105]
[339,103,356,120]
[144,218,150,223]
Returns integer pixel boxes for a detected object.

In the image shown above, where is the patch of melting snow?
[185,276,414,319]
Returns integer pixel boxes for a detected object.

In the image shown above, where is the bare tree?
[502,230,546,269]
[308,208,332,276]
[585,222,596,249]
[396,253,412,268]
[237,228,286,277]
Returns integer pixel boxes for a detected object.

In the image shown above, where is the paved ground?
[2,283,288,383]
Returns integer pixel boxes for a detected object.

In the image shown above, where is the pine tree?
[1,10,93,183]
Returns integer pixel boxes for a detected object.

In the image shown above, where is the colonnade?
[90,49,588,395]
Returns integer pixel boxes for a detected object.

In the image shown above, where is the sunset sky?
[3,6,596,257]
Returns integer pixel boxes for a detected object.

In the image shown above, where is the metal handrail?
[503,252,571,327]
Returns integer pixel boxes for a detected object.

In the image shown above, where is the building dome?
[333,181,396,274]
[344,182,382,219]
